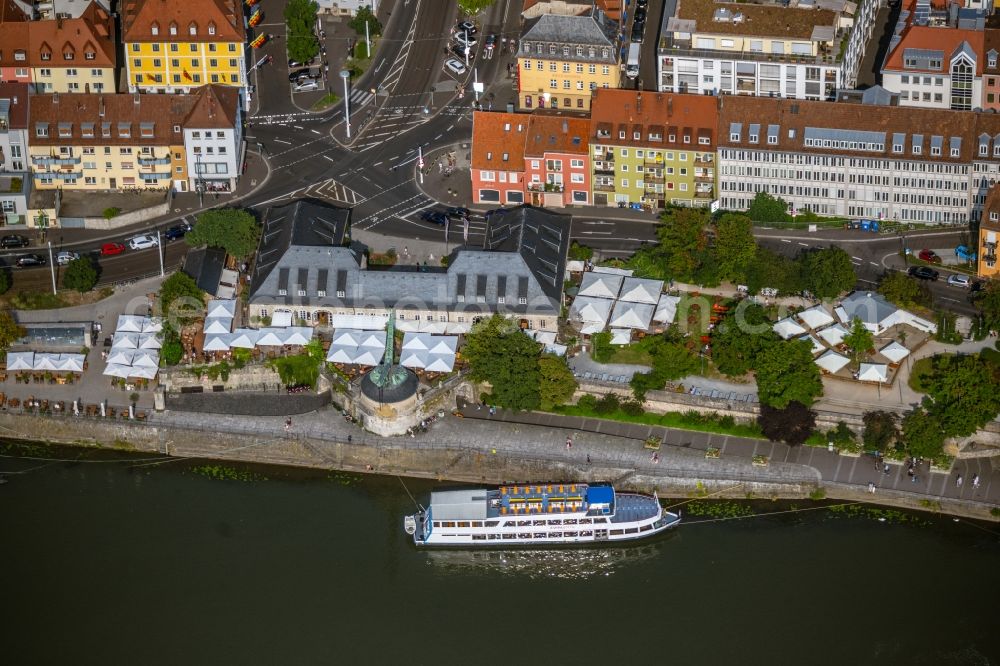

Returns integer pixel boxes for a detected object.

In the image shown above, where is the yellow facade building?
[978,184,1000,279]
[121,0,246,95]
[517,9,621,111]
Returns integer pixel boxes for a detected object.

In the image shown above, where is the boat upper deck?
[486,483,615,518]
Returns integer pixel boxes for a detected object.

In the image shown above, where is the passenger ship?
[404,483,680,547]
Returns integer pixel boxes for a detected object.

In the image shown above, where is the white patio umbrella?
[202,334,233,352]
[6,352,34,370]
[282,327,313,346]
[426,337,458,355]
[111,332,139,349]
[141,317,163,334]
[137,333,162,350]
[357,332,386,348]
[116,314,145,332]
[270,311,293,327]
[107,349,135,366]
[419,320,449,334]
[402,332,430,351]
[858,363,889,383]
[229,329,260,349]
[57,354,85,372]
[33,353,61,371]
[203,317,233,335]
[400,350,427,369]
[326,346,357,363]
[815,350,849,374]
[879,341,910,364]
[131,351,160,368]
[102,363,132,378]
[353,349,380,366]
[127,365,158,379]
[331,329,360,347]
[256,328,286,346]
[423,354,456,373]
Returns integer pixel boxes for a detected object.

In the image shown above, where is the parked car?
[288,58,315,69]
[484,34,497,49]
[419,209,449,225]
[970,280,985,294]
[908,266,939,281]
[56,251,80,265]
[946,274,971,288]
[955,244,976,261]
[294,79,320,92]
[453,32,477,48]
[445,206,470,219]
[100,242,126,256]
[164,222,191,241]
[0,234,29,249]
[15,253,45,267]
[634,7,647,22]
[631,22,645,43]
[288,70,311,82]
[450,43,474,60]
[637,0,648,7]
[917,248,942,264]
[127,234,160,250]
[455,21,478,35]
[444,58,467,76]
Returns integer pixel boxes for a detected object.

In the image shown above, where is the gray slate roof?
[251,205,571,316]
[521,10,618,49]
[839,291,897,326]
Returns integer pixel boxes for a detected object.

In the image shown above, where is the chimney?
[133,92,141,106]
[667,97,673,117]
[99,96,105,117]
[562,119,568,134]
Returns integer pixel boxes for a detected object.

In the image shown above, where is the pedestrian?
[867,481,875,493]
[586,454,591,464]
[956,474,963,487]
[284,417,292,431]
[883,463,890,475]
[972,474,980,488]
[911,474,918,483]
[565,437,572,450]
[652,453,659,464]
[347,435,352,444]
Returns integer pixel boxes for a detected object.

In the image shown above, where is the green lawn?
[907,355,937,392]
[551,403,765,439]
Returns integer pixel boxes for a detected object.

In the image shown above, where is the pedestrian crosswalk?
[349,89,374,107]
[302,178,363,205]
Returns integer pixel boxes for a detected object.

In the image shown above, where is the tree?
[863,410,898,453]
[709,302,777,377]
[287,33,320,63]
[842,317,874,367]
[62,257,98,293]
[800,247,856,298]
[538,354,577,410]
[0,310,26,357]
[923,353,1000,438]
[0,268,10,295]
[754,338,823,408]
[284,0,320,62]
[746,191,790,224]
[878,271,929,308]
[158,271,204,325]
[713,213,757,283]
[590,330,613,363]
[745,247,802,295]
[758,401,816,445]
[976,279,1000,329]
[457,0,496,15]
[464,314,542,411]
[161,326,184,366]
[349,5,382,36]
[567,241,594,261]
[186,208,261,259]
[901,407,946,459]
[649,339,700,380]
[628,207,709,282]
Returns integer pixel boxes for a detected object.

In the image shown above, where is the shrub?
[576,394,598,410]
[594,393,620,414]
[591,331,613,363]
[620,398,645,416]
[103,207,121,219]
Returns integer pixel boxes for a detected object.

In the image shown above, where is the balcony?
[527,182,563,193]
[138,155,171,167]
[694,191,713,199]
[594,182,616,192]
[643,184,663,194]
[32,154,81,166]
[594,161,615,175]
[139,171,171,181]
[695,155,714,166]
[644,171,664,182]
[695,174,714,183]
[643,159,664,169]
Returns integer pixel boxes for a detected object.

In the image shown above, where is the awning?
[102,363,132,378]
[6,351,34,370]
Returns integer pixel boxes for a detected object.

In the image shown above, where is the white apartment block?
[656,0,880,100]
[716,96,1000,225]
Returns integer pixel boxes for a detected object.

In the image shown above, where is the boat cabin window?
[442,521,456,528]
[610,529,624,535]
[433,521,441,527]
[472,534,487,540]
[595,518,608,524]
[484,520,499,527]
[502,533,516,539]
[640,525,653,532]
[579,518,592,524]
[549,519,562,525]
[533,520,546,526]
[624,527,639,534]
[457,521,470,527]
[564,519,578,525]
[517,520,531,526]
[488,533,501,539]
[471,521,483,527]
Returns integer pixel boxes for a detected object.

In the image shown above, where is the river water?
[2,448,998,665]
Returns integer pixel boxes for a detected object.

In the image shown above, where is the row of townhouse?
[0,81,242,225]
[0,0,249,101]
[470,88,1000,225]
[471,89,718,209]
[0,0,117,94]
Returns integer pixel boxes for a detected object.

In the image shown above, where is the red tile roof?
[883,25,984,75]
[0,81,30,129]
[589,89,718,149]
[524,111,590,157]
[122,0,245,42]
[27,2,116,69]
[472,111,528,171]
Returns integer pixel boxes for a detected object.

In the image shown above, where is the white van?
[626,43,640,79]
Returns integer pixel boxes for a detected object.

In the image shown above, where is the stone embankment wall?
[2,411,996,522]
[79,200,171,230]
[160,365,283,393]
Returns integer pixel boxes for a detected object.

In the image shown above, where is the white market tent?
[423,355,455,373]
[653,294,681,324]
[203,317,233,335]
[797,305,834,330]
[578,272,623,299]
[580,322,605,335]
[879,340,911,364]
[57,354,86,372]
[137,333,162,350]
[116,314,146,333]
[618,277,663,304]
[229,329,261,349]
[816,323,848,347]
[331,329,360,347]
[256,328,287,346]
[202,334,233,352]
[326,346,356,364]
[353,349,380,366]
[815,350,850,374]
[111,332,139,349]
[282,327,314,346]
[569,296,614,327]
[33,353,61,371]
[357,331,387,348]
[798,334,825,356]
[325,314,387,330]
[102,363,132,378]
[131,350,161,368]
[107,349,135,366]
[6,352,34,370]
[773,318,807,340]
[127,365,158,379]
[858,363,890,383]
[141,317,163,334]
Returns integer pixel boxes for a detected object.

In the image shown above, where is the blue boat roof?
[587,486,614,505]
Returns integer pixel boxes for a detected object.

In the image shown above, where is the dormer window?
[633,131,640,140]
[151,21,159,36]
[189,22,198,36]
[619,130,625,139]
[991,55,998,68]
[169,22,177,35]
[912,145,921,155]
[893,143,903,153]
[502,152,509,161]
[85,51,95,60]
[208,22,216,35]
[14,49,25,61]
[951,147,960,158]
[63,51,74,60]
[749,133,758,144]
[40,52,51,61]
[730,132,740,142]
[602,48,609,58]
[684,134,691,144]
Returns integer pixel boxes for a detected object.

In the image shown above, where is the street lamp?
[340,69,352,139]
